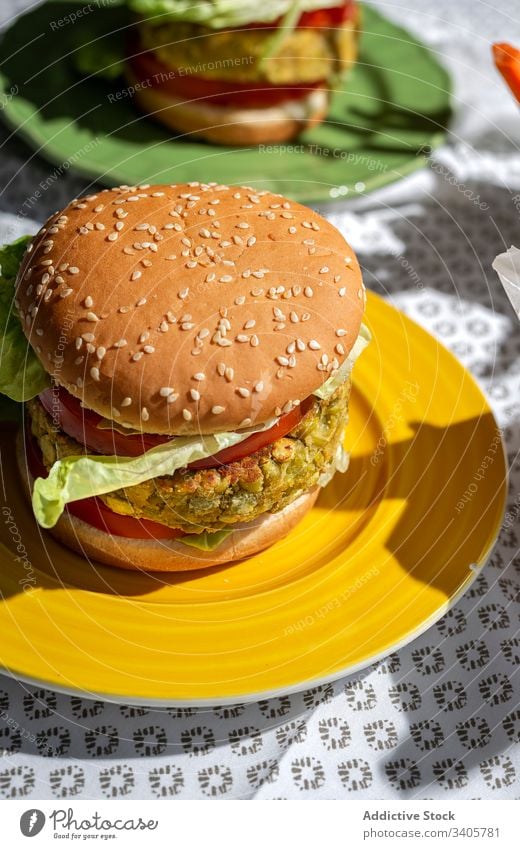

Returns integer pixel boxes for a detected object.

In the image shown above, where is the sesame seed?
[82,333,95,342]
[276,355,289,366]
[74,356,84,365]
[236,334,249,343]
[86,312,99,322]
[84,296,93,308]
[139,332,150,343]
[136,298,147,306]
[235,296,246,305]
[132,352,143,362]
[198,328,209,339]
[141,407,150,422]
[143,345,155,354]
[225,367,234,382]
[336,329,347,337]
[287,341,296,354]
[239,418,252,428]
[35,328,43,336]
[60,288,73,299]
[244,319,255,329]
[320,266,329,274]
[301,313,310,321]
[95,223,106,231]
[220,275,233,283]
[121,397,132,407]
[86,343,96,354]
[193,372,205,381]
[96,347,106,359]
[90,367,100,381]
[254,381,264,393]
[167,393,179,403]
[115,221,124,231]
[250,335,259,347]
[212,406,225,415]
[339,287,346,297]
[113,339,127,348]
[296,339,305,352]
[107,232,118,242]
[190,389,200,401]
[159,321,169,332]
[217,338,231,347]
[182,409,192,421]
[237,387,250,398]
[160,387,175,397]
[304,287,313,297]
[131,271,142,281]
[336,343,345,356]
[308,340,321,350]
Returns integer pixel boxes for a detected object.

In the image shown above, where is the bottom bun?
[126,67,329,145]
[16,431,318,572]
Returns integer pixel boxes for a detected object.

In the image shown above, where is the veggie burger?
[4,182,368,572]
[125,0,360,144]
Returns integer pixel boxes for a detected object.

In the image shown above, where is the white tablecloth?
[0,0,519,800]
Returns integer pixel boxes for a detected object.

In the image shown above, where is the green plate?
[0,3,451,203]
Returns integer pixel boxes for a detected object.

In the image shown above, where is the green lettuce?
[0,237,50,403]
[128,0,327,28]
[180,529,232,550]
[314,323,371,401]
[33,418,277,529]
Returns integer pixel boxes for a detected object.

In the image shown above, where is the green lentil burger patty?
[138,19,358,85]
[26,381,350,534]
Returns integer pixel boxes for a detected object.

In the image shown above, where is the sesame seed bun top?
[16,182,365,434]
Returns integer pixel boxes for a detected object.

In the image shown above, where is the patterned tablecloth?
[0,0,519,801]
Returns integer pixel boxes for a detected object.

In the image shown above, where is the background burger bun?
[17,432,318,572]
[126,69,329,145]
[17,182,364,435]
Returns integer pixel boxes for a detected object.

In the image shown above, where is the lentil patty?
[138,19,358,85]
[27,381,350,534]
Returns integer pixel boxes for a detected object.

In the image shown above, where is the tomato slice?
[38,387,170,457]
[298,1,357,28]
[24,430,184,540]
[128,48,325,108]
[67,496,185,540]
[37,386,313,468]
[188,396,314,470]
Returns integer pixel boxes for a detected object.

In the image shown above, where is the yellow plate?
[0,294,507,705]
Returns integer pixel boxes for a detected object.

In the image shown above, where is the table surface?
[0,0,519,800]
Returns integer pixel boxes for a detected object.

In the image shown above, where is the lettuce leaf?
[33,418,277,529]
[0,237,50,403]
[127,0,332,28]
[180,529,232,550]
[313,324,371,401]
